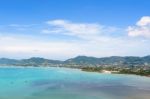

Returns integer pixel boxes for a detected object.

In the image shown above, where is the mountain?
[0,55,150,67]
[19,57,62,66]
[64,56,100,65]
[0,58,18,65]
[0,57,62,66]
[64,56,143,66]
[142,55,150,64]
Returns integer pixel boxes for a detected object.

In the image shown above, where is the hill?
[0,55,150,68]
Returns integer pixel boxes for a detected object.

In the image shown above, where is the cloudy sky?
[0,0,150,60]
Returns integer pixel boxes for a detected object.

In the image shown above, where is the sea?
[0,67,150,99]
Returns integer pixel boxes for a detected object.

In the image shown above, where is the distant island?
[0,55,150,76]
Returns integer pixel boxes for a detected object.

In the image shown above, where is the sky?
[0,0,150,60]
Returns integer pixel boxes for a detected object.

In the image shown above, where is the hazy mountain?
[0,55,150,67]
[0,58,18,65]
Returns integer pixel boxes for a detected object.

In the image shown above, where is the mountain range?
[0,55,150,68]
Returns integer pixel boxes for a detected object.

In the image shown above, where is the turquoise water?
[0,67,150,99]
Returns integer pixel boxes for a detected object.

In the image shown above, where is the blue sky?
[0,0,150,60]
[0,0,149,26]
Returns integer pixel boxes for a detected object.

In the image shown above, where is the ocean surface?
[0,67,150,99]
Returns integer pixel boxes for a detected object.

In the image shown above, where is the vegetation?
[1,55,150,67]
[0,56,150,76]
[119,68,150,76]
[82,67,103,72]
[81,66,150,76]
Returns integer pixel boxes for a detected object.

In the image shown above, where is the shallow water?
[0,67,150,99]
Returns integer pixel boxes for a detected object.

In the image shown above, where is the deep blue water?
[0,67,150,99]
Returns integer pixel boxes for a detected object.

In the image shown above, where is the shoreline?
[0,66,150,77]
[82,69,150,77]
[0,66,82,71]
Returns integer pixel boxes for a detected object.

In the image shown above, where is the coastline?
[81,67,150,77]
[0,66,150,77]
[0,66,82,71]
[81,69,150,78]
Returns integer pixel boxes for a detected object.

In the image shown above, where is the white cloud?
[0,35,84,59]
[0,34,150,60]
[136,16,150,26]
[43,19,117,40]
[0,19,150,59]
[47,20,101,35]
[8,24,38,27]
[127,16,150,38]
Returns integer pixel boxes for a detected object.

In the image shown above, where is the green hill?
[0,55,150,67]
